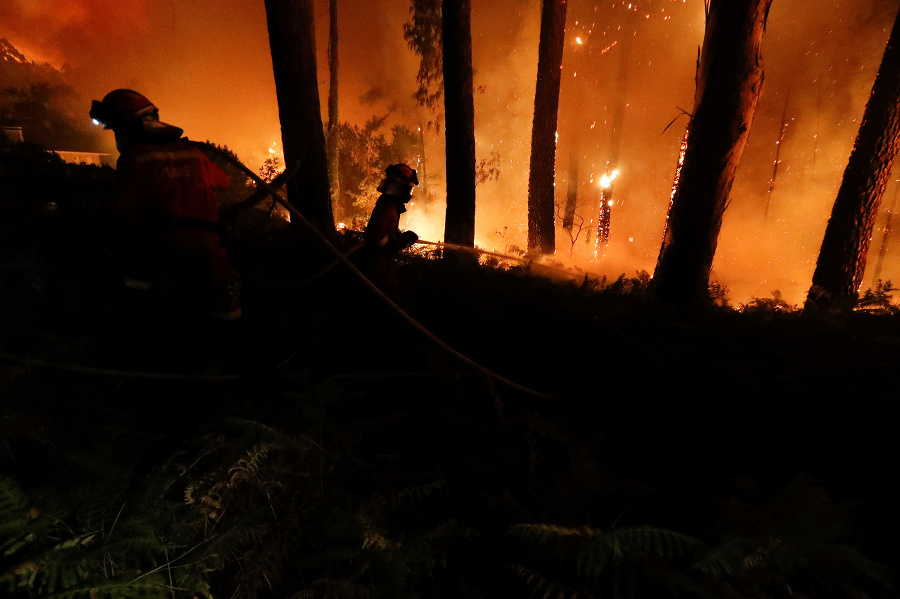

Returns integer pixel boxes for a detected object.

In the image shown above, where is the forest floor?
[2,168,899,598]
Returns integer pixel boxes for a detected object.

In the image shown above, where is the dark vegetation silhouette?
[334,119,424,227]
[0,82,102,152]
[1,38,105,154]
[1,138,899,597]
[404,0,444,123]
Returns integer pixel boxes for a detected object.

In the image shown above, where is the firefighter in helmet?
[90,89,241,320]
[358,163,420,290]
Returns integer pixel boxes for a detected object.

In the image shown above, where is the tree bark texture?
[264,0,335,234]
[327,0,341,222]
[442,0,477,247]
[527,0,567,255]
[653,0,771,307]
[807,6,900,308]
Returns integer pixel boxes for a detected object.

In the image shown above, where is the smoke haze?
[3,0,899,305]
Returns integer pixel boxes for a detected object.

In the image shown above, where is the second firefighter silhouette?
[357,164,420,290]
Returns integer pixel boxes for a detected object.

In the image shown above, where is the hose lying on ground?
[194,143,554,400]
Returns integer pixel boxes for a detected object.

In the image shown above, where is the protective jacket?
[364,195,407,250]
[115,139,229,229]
[359,194,417,290]
[113,138,238,317]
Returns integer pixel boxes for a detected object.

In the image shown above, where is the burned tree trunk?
[806,5,900,309]
[527,0,568,255]
[653,0,772,307]
[264,0,335,235]
[327,0,341,222]
[442,0,477,247]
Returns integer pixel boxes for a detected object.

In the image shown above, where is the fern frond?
[690,537,745,580]
[227,443,276,484]
[419,519,479,544]
[609,526,700,559]
[299,546,362,572]
[512,564,596,599]
[395,478,446,505]
[511,521,706,598]
[0,475,32,551]
[42,578,171,599]
[509,522,585,545]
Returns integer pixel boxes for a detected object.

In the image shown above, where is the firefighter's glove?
[398,230,419,249]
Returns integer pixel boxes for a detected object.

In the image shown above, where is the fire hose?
[248,238,529,290]
[412,239,605,284]
[1,147,553,396]
[192,143,554,400]
[412,239,528,264]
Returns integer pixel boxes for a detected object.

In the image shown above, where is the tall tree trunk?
[264,0,335,235]
[442,0,476,247]
[527,0,567,255]
[807,5,900,309]
[653,0,772,307]
[327,0,341,223]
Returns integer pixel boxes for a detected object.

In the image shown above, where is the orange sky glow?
[3,0,900,306]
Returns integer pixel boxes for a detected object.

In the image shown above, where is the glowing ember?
[599,169,619,189]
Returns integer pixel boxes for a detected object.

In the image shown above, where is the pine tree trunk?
[264,0,335,234]
[807,5,900,308]
[653,0,772,307]
[527,0,567,255]
[442,0,477,247]
[327,0,341,223]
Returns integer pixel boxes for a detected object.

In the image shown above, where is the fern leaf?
[395,478,446,505]
[43,578,171,599]
[512,564,594,599]
[509,523,583,545]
